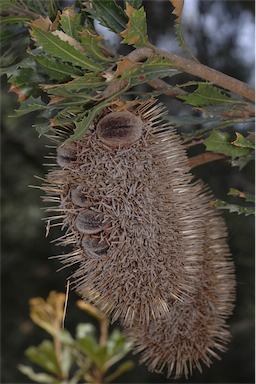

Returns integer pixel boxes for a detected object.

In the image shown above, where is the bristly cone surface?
[41,98,235,377]
[125,184,235,379]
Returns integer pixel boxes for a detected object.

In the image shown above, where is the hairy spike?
[40,98,235,378]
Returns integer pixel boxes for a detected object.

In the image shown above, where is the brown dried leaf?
[52,30,84,52]
[170,0,184,23]
[30,16,52,31]
[115,57,139,77]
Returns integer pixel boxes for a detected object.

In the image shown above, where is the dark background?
[1,1,255,383]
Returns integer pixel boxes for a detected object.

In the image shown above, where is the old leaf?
[29,291,65,336]
[115,57,139,77]
[170,0,184,23]
[120,4,151,48]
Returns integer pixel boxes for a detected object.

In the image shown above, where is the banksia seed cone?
[125,185,235,379]
[41,98,235,377]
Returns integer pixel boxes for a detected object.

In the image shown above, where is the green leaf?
[34,122,51,136]
[80,29,114,62]
[120,57,180,86]
[25,340,61,376]
[204,130,253,159]
[121,4,151,48]
[30,26,101,71]
[213,200,255,216]
[76,323,96,340]
[59,7,81,38]
[43,74,105,95]
[104,360,134,383]
[45,0,60,20]
[178,83,232,107]
[89,0,128,34]
[18,365,56,383]
[31,52,80,81]
[105,330,133,369]
[65,99,113,143]
[228,188,255,203]
[13,96,46,116]
[126,0,143,9]
[232,132,255,150]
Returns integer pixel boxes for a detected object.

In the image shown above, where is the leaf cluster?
[18,291,134,384]
[1,0,254,216]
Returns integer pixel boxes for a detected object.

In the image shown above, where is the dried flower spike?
[42,99,210,326]
[125,187,235,379]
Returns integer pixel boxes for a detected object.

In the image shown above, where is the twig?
[188,152,227,169]
[126,48,255,102]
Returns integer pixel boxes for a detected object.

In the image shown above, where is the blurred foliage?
[1,0,255,383]
[18,291,134,384]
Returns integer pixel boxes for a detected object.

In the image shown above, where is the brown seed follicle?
[96,111,143,148]
[75,210,106,234]
[57,143,77,167]
[82,236,109,257]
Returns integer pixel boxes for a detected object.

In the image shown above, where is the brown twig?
[188,152,227,169]
[126,48,255,102]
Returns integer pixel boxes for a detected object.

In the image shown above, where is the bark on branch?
[127,48,255,102]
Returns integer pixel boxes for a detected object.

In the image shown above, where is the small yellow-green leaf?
[25,340,61,375]
[120,4,151,48]
[18,365,56,383]
[29,291,65,335]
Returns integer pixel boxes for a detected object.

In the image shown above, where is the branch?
[126,48,255,102]
[188,152,227,169]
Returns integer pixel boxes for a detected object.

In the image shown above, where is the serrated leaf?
[126,0,142,9]
[80,29,114,62]
[213,200,255,216]
[30,25,101,71]
[170,0,184,23]
[204,130,253,159]
[232,132,255,150]
[25,340,61,375]
[34,122,51,136]
[118,57,180,86]
[59,7,81,38]
[89,0,128,34]
[178,83,231,107]
[121,4,151,48]
[31,52,80,81]
[65,99,113,143]
[18,365,56,383]
[13,96,46,116]
[228,188,255,203]
[45,0,60,20]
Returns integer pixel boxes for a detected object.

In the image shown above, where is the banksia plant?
[2,0,254,381]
